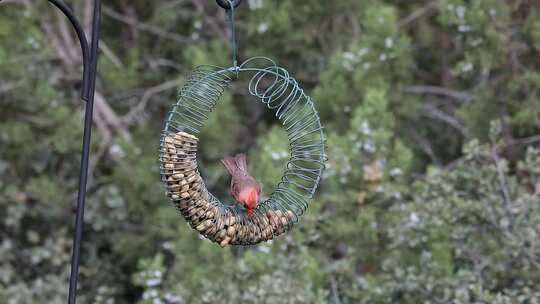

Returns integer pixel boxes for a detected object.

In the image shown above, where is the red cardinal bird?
[221,154,261,216]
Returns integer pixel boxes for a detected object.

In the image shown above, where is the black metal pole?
[46,1,101,302]
[65,2,101,303]
[2,0,101,302]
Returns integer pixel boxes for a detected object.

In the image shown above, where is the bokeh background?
[1,0,540,303]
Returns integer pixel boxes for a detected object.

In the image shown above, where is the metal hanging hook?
[216,0,242,9]
[219,0,240,71]
[48,0,92,100]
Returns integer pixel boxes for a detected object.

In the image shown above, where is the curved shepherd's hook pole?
[2,0,101,303]
[48,0,93,100]
[48,2,102,303]
[49,1,102,303]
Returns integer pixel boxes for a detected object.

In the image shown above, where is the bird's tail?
[234,154,248,172]
[221,154,248,176]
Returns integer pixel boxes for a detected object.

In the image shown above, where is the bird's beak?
[248,191,258,209]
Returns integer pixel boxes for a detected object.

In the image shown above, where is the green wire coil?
[159,0,326,246]
[160,57,326,245]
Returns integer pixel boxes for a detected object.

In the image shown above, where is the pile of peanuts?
[160,131,295,246]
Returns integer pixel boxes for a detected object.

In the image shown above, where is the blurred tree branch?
[398,1,438,28]
[403,85,473,103]
[121,79,184,125]
[102,5,190,43]
[423,103,468,137]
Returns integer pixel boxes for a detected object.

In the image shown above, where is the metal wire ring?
[160,57,326,246]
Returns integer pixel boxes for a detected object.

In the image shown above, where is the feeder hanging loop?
[216,0,242,9]
[223,0,240,71]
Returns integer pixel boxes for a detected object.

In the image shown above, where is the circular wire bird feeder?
[159,2,326,247]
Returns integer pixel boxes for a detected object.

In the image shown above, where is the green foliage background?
[1,1,539,303]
